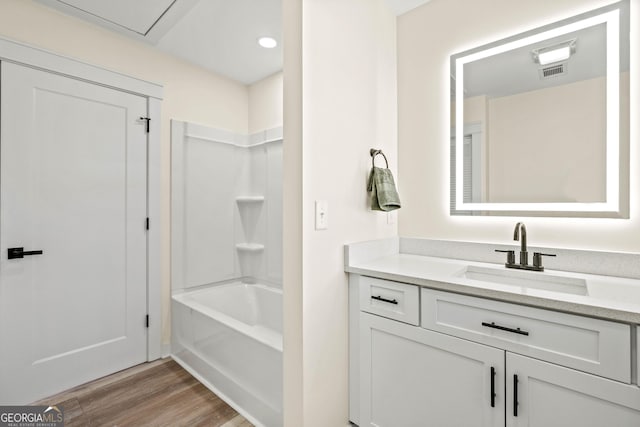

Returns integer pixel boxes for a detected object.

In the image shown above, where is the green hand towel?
[367,166,401,211]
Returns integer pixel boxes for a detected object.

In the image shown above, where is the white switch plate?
[315,200,328,230]
[387,211,397,224]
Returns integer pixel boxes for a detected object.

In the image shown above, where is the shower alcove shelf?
[236,196,265,203]
[236,195,266,280]
[235,243,265,252]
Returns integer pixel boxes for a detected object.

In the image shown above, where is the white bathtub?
[171,282,282,427]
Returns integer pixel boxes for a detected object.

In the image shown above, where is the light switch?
[315,200,328,230]
[387,211,397,224]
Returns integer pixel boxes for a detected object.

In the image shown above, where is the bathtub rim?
[172,282,283,352]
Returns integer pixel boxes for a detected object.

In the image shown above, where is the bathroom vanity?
[349,2,637,424]
[346,238,640,427]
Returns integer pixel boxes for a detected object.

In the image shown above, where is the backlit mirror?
[450,0,629,217]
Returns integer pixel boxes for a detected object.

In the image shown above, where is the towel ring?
[370,148,389,169]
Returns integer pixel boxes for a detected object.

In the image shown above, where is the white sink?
[457,265,588,296]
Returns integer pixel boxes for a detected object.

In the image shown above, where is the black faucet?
[495,222,556,272]
[513,222,528,266]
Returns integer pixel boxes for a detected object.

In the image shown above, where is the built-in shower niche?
[236,196,265,243]
[235,196,265,282]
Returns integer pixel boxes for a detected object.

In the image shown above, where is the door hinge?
[145,315,149,328]
[139,116,151,133]
[146,217,149,230]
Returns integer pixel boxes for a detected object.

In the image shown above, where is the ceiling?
[460,4,630,100]
[36,0,431,85]
[463,24,607,99]
[385,0,432,16]
[157,0,282,84]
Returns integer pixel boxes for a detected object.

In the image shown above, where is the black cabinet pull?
[490,366,496,408]
[481,321,529,336]
[8,247,44,260]
[371,295,398,305]
[513,374,519,417]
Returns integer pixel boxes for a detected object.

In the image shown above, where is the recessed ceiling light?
[258,37,278,49]
[532,39,577,65]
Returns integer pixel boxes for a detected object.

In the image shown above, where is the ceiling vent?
[539,62,568,80]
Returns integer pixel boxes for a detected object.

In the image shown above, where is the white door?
[0,62,148,404]
[506,353,640,427]
[360,313,505,427]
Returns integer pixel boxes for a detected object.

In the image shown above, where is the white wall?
[0,0,249,347]
[249,72,284,134]
[283,0,398,425]
[487,76,609,203]
[282,0,304,424]
[398,0,640,251]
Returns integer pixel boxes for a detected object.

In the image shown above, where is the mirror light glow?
[454,8,621,215]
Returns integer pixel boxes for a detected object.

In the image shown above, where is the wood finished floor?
[32,358,253,427]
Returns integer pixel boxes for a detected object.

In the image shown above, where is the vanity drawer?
[360,277,419,325]
[421,288,631,382]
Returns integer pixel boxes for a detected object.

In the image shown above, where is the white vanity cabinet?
[350,275,640,427]
[637,327,640,379]
[506,353,640,427]
[420,288,631,382]
[359,312,504,427]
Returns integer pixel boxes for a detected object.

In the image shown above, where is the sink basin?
[457,265,588,296]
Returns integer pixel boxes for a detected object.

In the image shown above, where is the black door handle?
[490,366,496,408]
[8,247,44,259]
[513,374,519,417]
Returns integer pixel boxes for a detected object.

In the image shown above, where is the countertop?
[346,252,640,324]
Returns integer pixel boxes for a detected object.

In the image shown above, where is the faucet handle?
[533,252,556,269]
[495,249,516,265]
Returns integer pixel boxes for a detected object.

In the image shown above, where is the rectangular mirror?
[450,0,629,217]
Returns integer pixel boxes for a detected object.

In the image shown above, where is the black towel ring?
[370,148,389,169]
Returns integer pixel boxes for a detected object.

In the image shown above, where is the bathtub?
[171,282,282,427]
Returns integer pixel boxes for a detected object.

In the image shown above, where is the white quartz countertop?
[346,253,640,324]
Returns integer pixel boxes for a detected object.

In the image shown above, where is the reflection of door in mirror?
[450,125,482,215]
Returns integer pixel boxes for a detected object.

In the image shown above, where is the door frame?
[0,36,163,361]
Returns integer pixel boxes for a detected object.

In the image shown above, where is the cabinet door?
[360,312,504,427]
[507,353,640,427]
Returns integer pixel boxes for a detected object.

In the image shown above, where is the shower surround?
[170,120,283,427]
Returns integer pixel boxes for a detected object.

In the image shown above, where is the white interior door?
[0,61,148,404]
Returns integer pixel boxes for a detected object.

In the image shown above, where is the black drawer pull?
[371,295,398,305]
[481,321,529,336]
